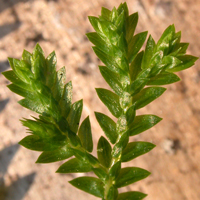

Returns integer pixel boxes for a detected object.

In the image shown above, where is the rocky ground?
[0,0,200,200]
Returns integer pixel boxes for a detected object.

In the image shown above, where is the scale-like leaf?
[95,112,117,144]
[97,136,112,168]
[67,99,83,133]
[115,167,150,188]
[78,116,93,152]
[132,87,166,109]
[117,191,147,200]
[122,142,156,162]
[96,88,122,118]
[56,158,92,173]
[36,147,73,163]
[128,115,162,136]
[69,177,104,198]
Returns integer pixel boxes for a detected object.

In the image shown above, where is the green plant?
[2,2,197,200]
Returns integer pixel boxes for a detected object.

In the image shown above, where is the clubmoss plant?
[3,2,198,200]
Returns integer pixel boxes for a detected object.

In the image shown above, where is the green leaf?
[126,12,138,43]
[128,115,162,136]
[46,51,57,88]
[147,72,180,85]
[78,116,93,152]
[117,191,147,200]
[59,81,72,118]
[125,105,136,126]
[95,112,117,144]
[56,158,92,173]
[19,135,66,151]
[109,161,121,178]
[101,7,111,21]
[122,142,156,162]
[115,167,150,188]
[67,99,83,133]
[97,136,112,168]
[36,147,73,163]
[21,49,32,65]
[132,87,166,109]
[69,177,104,198]
[129,51,144,81]
[166,55,198,72]
[99,66,123,96]
[52,67,66,102]
[92,168,108,182]
[141,35,156,69]
[157,24,175,55]
[130,78,149,96]
[96,88,122,118]
[128,31,148,63]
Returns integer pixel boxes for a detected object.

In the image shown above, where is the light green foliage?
[2,2,197,200]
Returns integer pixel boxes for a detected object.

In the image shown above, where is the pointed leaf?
[59,81,72,118]
[126,105,136,126]
[97,136,112,168]
[128,115,162,136]
[115,167,150,188]
[117,191,147,200]
[109,161,121,178]
[67,99,83,133]
[132,87,166,109]
[147,72,180,85]
[69,177,104,198]
[129,51,144,81]
[142,35,156,69]
[130,78,149,96]
[36,147,73,163]
[128,31,148,63]
[56,158,92,173]
[126,12,138,43]
[99,66,123,96]
[95,112,117,144]
[96,88,122,118]
[21,50,32,65]
[78,116,93,152]
[19,135,66,151]
[166,55,198,72]
[101,7,111,21]
[122,142,156,162]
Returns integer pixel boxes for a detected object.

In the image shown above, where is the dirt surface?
[0,0,200,200]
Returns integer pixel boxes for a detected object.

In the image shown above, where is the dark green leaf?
[56,158,92,173]
[109,161,121,178]
[128,31,148,63]
[125,105,136,126]
[130,78,149,96]
[122,142,156,162]
[129,51,144,81]
[147,72,180,85]
[78,116,93,152]
[95,112,117,144]
[99,66,123,96]
[132,87,166,109]
[67,99,83,133]
[115,167,150,188]
[141,35,156,69]
[19,135,66,151]
[128,115,162,136]
[92,168,108,182]
[126,12,138,43]
[166,55,198,72]
[117,191,147,200]
[96,88,122,118]
[36,147,73,163]
[69,177,104,198]
[106,186,118,200]
[97,136,112,168]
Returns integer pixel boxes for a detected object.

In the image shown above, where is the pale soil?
[0,0,200,200]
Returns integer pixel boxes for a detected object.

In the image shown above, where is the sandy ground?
[0,0,200,200]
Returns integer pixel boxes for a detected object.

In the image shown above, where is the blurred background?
[0,0,199,199]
